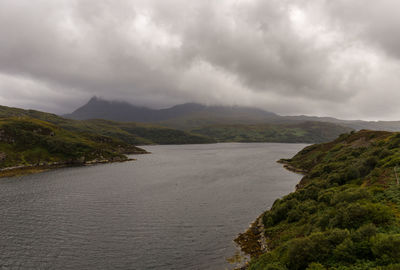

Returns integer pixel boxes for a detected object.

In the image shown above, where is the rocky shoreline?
[233,159,304,269]
[277,159,308,175]
[0,153,148,178]
[233,215,268,269]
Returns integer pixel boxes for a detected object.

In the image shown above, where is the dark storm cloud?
[1,0,400,119]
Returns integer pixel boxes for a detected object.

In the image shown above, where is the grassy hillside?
[190,122,353,144]
[0,104,354,144]
[240,130,400,269]
[0,117,146,175]
[0,105,215,145]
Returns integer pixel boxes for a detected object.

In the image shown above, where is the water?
[0,143,306,270]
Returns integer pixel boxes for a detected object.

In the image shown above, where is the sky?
[1,0,400,120]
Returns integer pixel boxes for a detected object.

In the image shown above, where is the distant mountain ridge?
[64,97,400,132]
[64,96,278,124]
[0,103,352,144]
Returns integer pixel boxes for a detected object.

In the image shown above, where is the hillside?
[62,97,358,143]
[190,122,352,144]
[65,97,400,132]
[239,130,400,269]
[0,105,215,145]
[0,117,147,177]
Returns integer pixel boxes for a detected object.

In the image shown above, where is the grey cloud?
[325,0,400,59]
[0,0,400,120]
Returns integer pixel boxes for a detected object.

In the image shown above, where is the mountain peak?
[64,98,278,124]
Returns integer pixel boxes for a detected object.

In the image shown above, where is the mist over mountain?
[64,96,279,124]
[65,97,400,132]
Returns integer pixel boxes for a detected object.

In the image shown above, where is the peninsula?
[238,130,400,269]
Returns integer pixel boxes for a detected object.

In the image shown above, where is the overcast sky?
[1,0,400,120]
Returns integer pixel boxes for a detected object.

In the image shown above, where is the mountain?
[64,96,279,124]
[65,97,400,132]
[239,130,400,269]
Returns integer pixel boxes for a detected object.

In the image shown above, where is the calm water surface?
[0,143,306,269]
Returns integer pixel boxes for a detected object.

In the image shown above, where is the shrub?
[287,208,302,223]
[331,188,370,205]
[330,203,393,229]
[286,230,349,270]
[306,263,326,270]
[318,190,334,204]
[371,234,400,264]
[345,167,360,181]
[333,238,356,263]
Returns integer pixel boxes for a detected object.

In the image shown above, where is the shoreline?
[276,159,308,175]
[233,159,305,269]
[232,215,268,269]
[0,154,148,179]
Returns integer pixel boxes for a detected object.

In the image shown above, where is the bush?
[345,167,360,181]
[287,208,302,223]
[328,173,344,185]
[306,263,326,270]
[330,203,393,229]
[286,230,349,270]
[333,238,356,263]
[331,188,370,205]
[318,190,334,204]
[371,234,400,264]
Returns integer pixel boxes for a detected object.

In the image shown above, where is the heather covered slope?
[242,130,400,270]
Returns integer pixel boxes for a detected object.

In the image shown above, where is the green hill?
[0,104,355,144]
[190,122,353,144]
[239,130,400,269]
[0,117,147,177]
[0,105,215,145]
[0,104,216,177]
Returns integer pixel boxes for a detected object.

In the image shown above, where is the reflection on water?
[0,143,305,269]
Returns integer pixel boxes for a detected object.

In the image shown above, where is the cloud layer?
[1,0,400,120]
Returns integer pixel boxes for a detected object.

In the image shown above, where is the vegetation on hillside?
[0,117,147,173]
[0,105,215,145]
[191,122,353,144]
[0,104,355,144]
[241,130,400,269]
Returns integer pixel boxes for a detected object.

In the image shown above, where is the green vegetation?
[0,105,216,145]
[0,104,216,177]
[241,130,400,269]
[190,122,352,143]
[0,104,354,144]
[0,117,146,173]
